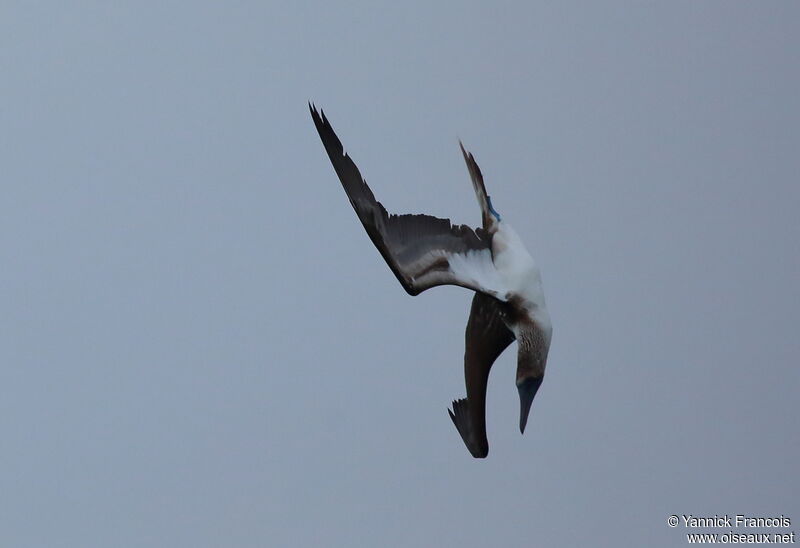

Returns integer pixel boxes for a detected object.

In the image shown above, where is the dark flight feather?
[449,292,515,457]
[310,103,492,296]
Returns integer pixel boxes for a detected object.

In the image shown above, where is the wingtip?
[448,398,489,458]
[309,101,321,124]
[308,102,328,125]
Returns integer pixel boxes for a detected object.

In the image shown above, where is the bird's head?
[516,320,552,434]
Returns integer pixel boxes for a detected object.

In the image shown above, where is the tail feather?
[448,398,488,458]
[459,142,496,233]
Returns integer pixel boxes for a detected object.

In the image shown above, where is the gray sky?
[2,2,798,547]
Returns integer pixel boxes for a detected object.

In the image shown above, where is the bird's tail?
[459,142,499,233]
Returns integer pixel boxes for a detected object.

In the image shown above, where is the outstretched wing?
[310,104,506,297]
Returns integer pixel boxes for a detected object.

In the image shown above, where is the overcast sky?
[2,2,798,547]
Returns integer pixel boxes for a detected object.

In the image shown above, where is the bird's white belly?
[492,225,536,289]
[492,222,550,318]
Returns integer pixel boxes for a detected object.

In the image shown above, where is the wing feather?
[449,293,515,457]
[310,104,505,297]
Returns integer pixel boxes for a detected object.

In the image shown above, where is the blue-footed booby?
[310,104,552,458]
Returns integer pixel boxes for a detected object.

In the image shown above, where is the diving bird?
[310,104,552,458]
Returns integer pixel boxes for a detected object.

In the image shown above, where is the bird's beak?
[517,376,543,434]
